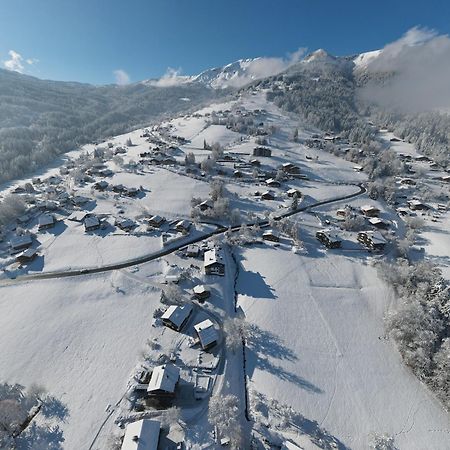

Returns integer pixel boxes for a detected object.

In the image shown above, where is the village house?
[316,230,342,249]
[68,211,89,222]
[94,180,109,191]
[261,191,275,201]
[115,218,136,232]
[357,230,387,251]
[194,319,219,350]
[250,159,261,166]
[148,215,165,228]
[38,214,56,231]
[185,244,200,258]
[360,205,380,217]
[265,178,280,188]
[193,284,211,301]
[204,248,225,276]
[262,229,280,242]
[72,195,91,207]
[16,247,38,265]
[440,175,450,183]
[198,200,213,212]
[147,364,180,398]
[10,234,33,252]
[281,162,300,174]
[253,147,272,157]
[399,178,416,186]
[287,188,302,198]
[84,215,101,232]
[368,217,390,229]
[408,199,430,211]
[175,219,192,233]
[161,304,193,331]
[121,419,161,450]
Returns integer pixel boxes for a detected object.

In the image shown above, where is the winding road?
[1,183,365,284]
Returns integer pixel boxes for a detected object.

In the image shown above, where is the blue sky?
[1,0,450,84]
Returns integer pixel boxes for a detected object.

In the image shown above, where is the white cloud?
[113,69,130,85]
[360,27,450,112]
[3,50,39,73]
[149,67,190,87]
[4,50,25,73]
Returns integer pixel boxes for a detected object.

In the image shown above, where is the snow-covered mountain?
[191,58,261,89]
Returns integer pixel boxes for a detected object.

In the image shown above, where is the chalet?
[115,218,136,232]
[233,170,243,178]
[253,147,272,157]
[186,244,200,257]
[198,200,213,211]
[147,364,180,398]
[281,162,300,174]
[38,214,56,231]
[261,191,275,201]
[440,175,450,183]
[161,304,193,331]
[286,188,302,198]
[84,215,101,232]
[262,229,280,242]
[357,231,387,251]
[124,187,140,197]
[204,248,225,276]
[16,247,38,265]
[408,199,430,211]
[336,208,347,219]
[368,217,389,229]
[360,205,380,217]
[10,234,33,252]
[353,165,363,172]
[397,207,410,216]
[194,319,219,350]
[415,155,432,162]
[94,181,109,191]
[250,159,261,167]
[68,211,88,222]
[316,230,342,249]
[121,419,161,450]
[148,215,165,228]
[112,184,126,193]
[72,195,91,207]
[193,284,211,301]
[265,178,280,188]
[175,220,191,233]
[17,214,31,225]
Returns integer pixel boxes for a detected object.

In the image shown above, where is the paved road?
[2,183,365,284]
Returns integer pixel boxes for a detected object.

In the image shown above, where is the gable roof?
[204,249,224,267]
[121,419,160,450]
[161,304,193,329]
[147,364,180,394]
[194,319,218,348]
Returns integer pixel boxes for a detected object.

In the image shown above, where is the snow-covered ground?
[237,243,450,449]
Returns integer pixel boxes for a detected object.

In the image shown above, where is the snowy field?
[236,244,450,449]
[0,271,160,449]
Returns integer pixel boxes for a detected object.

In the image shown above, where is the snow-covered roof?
[38,214,55,227]
[147,364,180,394]
[281,441,304,450]
[361,231,387,244]
[161,304,193,329]
[84,216,100,229]
[121,419,160,450]
[176,219,191,230]
[263,229,280,238]
[193,285,209,295]
[149,214,164,225]
[360,204,380,213]
[204,248,224,267]
[10,234,32,249]
[194,319,218,349]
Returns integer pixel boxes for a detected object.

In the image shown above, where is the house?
[16,247,38,265]
[336,208,347,219]
[175,219,191,233]
[287,188,301,198]
[186,244,200,257]
[68,211,89,222]
[147,364,180,397]
[161,304,193,331]
[10,234,33,252]
[368,217,389,229]
[408,199,429,211]
[125,187,140,197]
[262,229,280,242]
[72,195,91,207]
[360,205,380,217]
[198,200,213,212]
[121,419,160,450]
[399,178,416,186]
[193,284,210,301]
[250,159,261,166]
[261,191,275,201]
[253,147,272,157]
[233,170,243,178]
[353,165,363,172]
[84,215,101,232]
[94,180,109,191]
[194,319,219,350]
[115,218,136,232]
[148,215,165,228]
[204,248,225,276]
[112,184,126,193]
[265,178,280,187]
[440,175,450,183]
[281,162,300,174]
[38,214,56,231]
[357,231,387,251]
[316,230,341,249]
